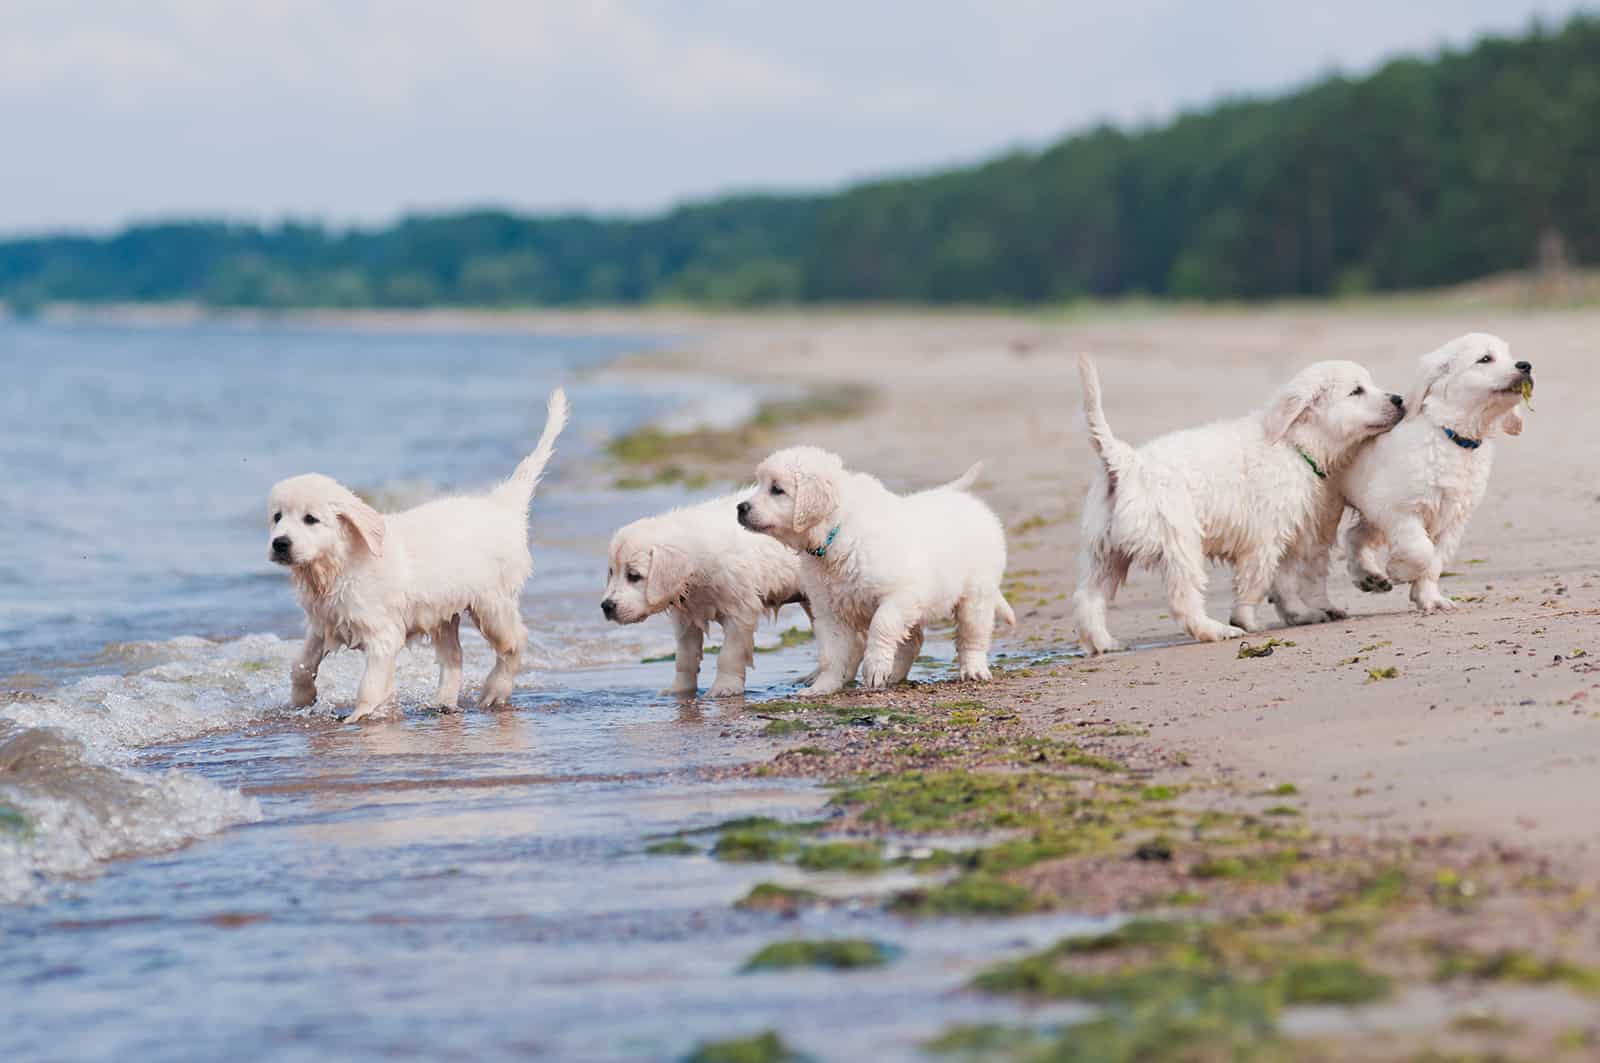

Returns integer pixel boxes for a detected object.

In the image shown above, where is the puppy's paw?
[1323,607,1348,621]
[1355,572,1392,594]
[1278,608,1328,626]
[797,677,845,698]
[290,682,318,709]
[430,700,462,714]
[705,679,746,699]
[1081,636,1122,655]
[344,704,377,723]
[660,683,697,697]
[1191,620,1246,643]
[1228,611,1265,633]
[959,662,993,682]
[1413,590,1455,614]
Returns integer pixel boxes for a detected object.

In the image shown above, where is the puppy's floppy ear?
[791,466,840,532]
[1262,382,1315,444]
[1496,406,1525,437]
[338,497,386,558]
[1405,344,1456,416]
[644,545,691,609]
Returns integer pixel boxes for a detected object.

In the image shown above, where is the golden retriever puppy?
[738,450,1013,696]
[601,493,809,697]
[268,389,568,722]
[1339,333,1532,613]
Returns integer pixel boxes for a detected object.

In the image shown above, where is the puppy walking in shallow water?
[1073,354,1404,653]
[738,448,1014,696]
[1338,333,1531,614]
[601,493,809,697]
[268,388,569,722]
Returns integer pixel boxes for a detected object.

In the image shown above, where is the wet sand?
[611,305,1600,872]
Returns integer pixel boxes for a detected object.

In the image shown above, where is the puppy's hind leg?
[1073,543,1128,655]
[1345,516,1391,594]
[889,625,924,685]
[1228,547,1280,633]
[430,613,464,711]
[1162,535,1243,644]
[472,598,528,708]
[954,594,998,681]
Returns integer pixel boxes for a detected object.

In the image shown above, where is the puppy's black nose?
[271,536,291,554]
[736,501,751,516]
[1388,394,1403,408]
[1515,360,1532,373]
[601,599,617,619]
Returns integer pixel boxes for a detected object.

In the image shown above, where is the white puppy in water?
[1335,333,1531,614]
[738,449,1014,695]
[601,493,810,697]
[268,389,569,722]
[1073,355,1404,654]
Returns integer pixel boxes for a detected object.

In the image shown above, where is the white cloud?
[0,0,1588,231]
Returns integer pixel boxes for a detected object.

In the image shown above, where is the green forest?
[3,17,1596,310]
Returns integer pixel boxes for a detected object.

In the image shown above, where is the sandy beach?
[607,305,1600,867]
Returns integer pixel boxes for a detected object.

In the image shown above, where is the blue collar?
[1442,427,1482,450]
[809,525,840,558]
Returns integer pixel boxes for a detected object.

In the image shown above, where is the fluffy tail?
[493,387,570,508]
[995,594,1017,628]
[1078,354,1132,478]
[938,461,984,492]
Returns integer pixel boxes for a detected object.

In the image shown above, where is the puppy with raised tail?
[1074,355,1403,653]
[268,388,569,722]
[601,494,809,697]
[1339,333,1531,614]
[738,450,1014,696]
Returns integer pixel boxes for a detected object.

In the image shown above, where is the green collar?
[1297,448,1326,480]
[809,525,840,558]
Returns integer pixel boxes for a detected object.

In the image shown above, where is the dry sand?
[616,306,1600,874]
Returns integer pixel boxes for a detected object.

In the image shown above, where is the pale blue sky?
[1,0,1591,234]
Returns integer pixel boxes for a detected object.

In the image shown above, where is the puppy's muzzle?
[601,598,618,620]
[736,500,757,529]
[271,535,293,563]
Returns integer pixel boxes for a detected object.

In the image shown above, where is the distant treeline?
[4,17,1597,310]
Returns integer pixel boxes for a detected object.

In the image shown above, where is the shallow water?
[0,320,1097,1060]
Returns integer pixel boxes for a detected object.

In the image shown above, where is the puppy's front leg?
[346,648,398,723]
[431,614,464,711]
[861,597,915,688]
[798,599,848,697]
[1388,516,1452,613]
[707,619,755,698]
[664,612,703,696]
[290,631,326,708]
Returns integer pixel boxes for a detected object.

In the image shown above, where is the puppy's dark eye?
[272,511,282,524]
[770,484,785,496]
[626,571,642,583]
[1478,354,1493,364]
[1350,386,1365,397]
[303,514,320,526]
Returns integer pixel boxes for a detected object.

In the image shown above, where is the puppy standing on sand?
[601,494,809,697]
[1337,332,1532,614]
[1073,355,1404,653]
[268,388,569,722]
[738,448,1014,696]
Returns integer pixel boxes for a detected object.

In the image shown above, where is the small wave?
[0,721,260,904]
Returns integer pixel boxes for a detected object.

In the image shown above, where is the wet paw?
[1192,621,1246,643]
[705,681,745,699]
[1324,607,1348,621]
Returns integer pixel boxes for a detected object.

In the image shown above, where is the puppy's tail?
[995,594,1017,628]
[1078,354,1131,475]
[494,387,570,509]
[938,461,984,492]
